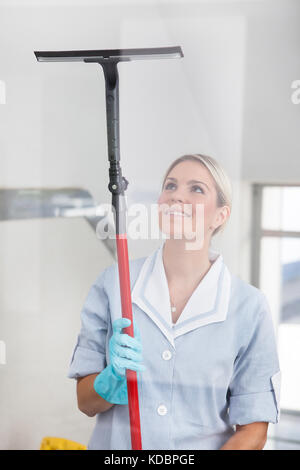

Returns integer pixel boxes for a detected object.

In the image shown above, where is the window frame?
[251,182,300,419]
[251,183,300,288]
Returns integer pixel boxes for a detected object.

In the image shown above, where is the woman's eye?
[164,182,176,190]
[164,183,204,193]
[191,185,204,194]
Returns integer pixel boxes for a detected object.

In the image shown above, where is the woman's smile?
[162,205,192,218]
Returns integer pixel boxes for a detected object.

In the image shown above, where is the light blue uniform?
[68,242,281,450]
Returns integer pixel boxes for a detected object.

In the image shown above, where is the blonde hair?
[161,153,232,236]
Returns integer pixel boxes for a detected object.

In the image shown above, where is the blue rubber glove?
[93,317,145,405]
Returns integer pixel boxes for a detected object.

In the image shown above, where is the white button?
[162,350,172,361]
[157,405,167,416]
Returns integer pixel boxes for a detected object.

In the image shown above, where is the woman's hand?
[93,318,145,406]
[77,318,145,416]
[109,317,145,378]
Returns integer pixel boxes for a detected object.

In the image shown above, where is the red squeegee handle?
[116,234,142,450]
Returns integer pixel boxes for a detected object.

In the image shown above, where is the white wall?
[241,3,300,182]
[239,1,300,282]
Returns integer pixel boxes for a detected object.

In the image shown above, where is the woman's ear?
[211,205,230,232]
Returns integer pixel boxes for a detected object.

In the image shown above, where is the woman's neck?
[162,239,212,287]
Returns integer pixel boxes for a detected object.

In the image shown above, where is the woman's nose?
[171,196,184,203]
[171,190,186,203]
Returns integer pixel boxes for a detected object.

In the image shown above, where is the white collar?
[131,242,231,348]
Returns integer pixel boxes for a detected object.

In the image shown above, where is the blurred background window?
[252,184,300,448]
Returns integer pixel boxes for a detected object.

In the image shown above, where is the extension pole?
[34,47,184,450]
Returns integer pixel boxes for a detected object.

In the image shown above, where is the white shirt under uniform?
[68,242,281,450]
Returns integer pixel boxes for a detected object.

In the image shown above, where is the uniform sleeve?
[67,268,109,379]
[228,293,281,426]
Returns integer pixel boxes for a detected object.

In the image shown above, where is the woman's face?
[157,160,229,246]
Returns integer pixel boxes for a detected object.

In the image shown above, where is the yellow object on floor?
[40,436,87,450]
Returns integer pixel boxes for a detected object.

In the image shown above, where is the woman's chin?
[160,229,198,241]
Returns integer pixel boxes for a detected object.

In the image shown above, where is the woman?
[68,154,281,450]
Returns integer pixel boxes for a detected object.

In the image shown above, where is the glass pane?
[279,238,300,411]
[282,188,300,232]
[262,186,300,232]
[281,238,300,323]
[260,236,300,411]
[261,187,282,231]
[259,236,281,327]
[278,324,300,411]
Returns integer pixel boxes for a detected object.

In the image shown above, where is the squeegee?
[34,46,184,450]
